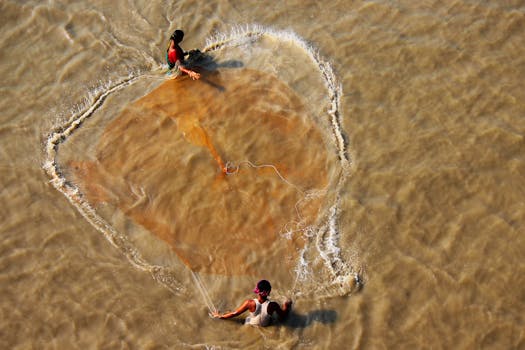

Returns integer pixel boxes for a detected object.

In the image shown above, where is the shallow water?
[63,68,336,277]
[1,0,525,349]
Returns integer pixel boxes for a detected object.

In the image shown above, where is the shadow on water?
[187,49,244,70]
[284,309,338,329]
[186,50,244,92]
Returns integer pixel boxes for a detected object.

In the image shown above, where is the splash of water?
[43,24,361,308]
[203,24,350,172]
[203,24,361,295]
[43,74,187,294]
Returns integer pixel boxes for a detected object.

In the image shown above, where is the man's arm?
[176,62,201,80]
[212,299,253,319]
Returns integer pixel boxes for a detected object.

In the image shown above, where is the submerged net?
[44,25,362,309]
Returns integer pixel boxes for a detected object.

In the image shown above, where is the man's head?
[171,29,184,43]
[253,280,271,297]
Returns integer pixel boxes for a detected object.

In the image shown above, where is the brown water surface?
[68,69,331,275]
[1,0,525,349]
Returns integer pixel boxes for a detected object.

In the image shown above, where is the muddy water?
[1,0,524,349]
[64,69,335,276]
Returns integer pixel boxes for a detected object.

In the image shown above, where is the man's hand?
[188,71,201,80]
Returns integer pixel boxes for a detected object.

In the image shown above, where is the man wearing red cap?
[212,280,292,326]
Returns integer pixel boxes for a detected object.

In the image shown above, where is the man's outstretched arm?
[212,299,252,319]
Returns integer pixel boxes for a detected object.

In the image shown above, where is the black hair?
[170,29,184,42]
[257,280,271,292]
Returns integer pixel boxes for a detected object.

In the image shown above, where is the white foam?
[43,24,361,301]
[204,26,361,295]
[43,74,188,295]
[203,24,350,171]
